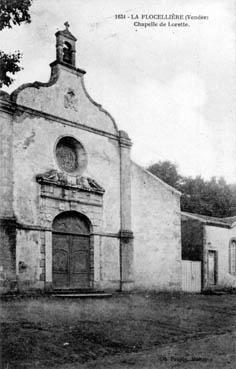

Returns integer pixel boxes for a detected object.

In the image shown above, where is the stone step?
[50,293,112,298]
[47,288,105,294]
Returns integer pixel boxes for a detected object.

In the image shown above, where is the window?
[55,136,87,175]
[63,41,72,64]
[56,139,77,173]
[229,240,236,275]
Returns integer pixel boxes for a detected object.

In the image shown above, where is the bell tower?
[55,21,77,67]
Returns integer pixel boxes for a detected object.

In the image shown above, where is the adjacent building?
[182,212,236,290]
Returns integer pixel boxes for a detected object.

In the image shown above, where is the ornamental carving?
[64,88,78,111]
[36,170,105,195]
[37,170,67,183]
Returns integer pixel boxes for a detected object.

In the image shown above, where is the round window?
[55,136,87,175]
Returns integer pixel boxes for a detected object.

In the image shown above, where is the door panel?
[71,252,87,272]
[53,250,68,272]
[181,260,201,292]
[70,235,90,288]
[52,234,70,288]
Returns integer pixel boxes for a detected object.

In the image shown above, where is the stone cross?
[64,21,70,30]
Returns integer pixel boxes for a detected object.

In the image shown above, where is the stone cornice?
[0,217,16,226]
[14,222,122,239]
[119,130,133,148]
[119,229,134,240]
[11,103,120,141]
[0,99,133,148]
[55,28,77,42]
[49,60,86,75]
[119,138,133,148]
[0,97,15,114]
[0,218,133,240]
[10,66,59,104]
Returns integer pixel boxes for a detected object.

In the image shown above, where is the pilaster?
[119,130,134,290]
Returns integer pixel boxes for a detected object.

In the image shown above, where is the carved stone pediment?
[36,170,105,194]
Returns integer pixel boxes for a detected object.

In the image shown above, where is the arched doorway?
[52,211,91,289]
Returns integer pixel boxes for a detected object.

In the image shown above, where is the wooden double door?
[52,212,91,289]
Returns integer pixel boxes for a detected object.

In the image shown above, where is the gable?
[11,62,118,136]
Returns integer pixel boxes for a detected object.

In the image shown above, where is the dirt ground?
[1,292,236,369]
[65,331,236,369]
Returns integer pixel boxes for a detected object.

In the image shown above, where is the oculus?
[55,136,87,175]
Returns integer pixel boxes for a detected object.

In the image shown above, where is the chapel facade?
[0,25,182,293]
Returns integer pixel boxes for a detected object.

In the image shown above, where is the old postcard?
[0,0,236,368]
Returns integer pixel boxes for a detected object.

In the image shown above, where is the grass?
[1,291,236,368]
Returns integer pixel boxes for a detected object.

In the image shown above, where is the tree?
[0,0,33,88]
[147,161,180,188]
[229,183,236,215]
[147,160,233,217]
[181,176,232,217]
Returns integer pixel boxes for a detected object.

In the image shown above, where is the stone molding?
[15,222,121,239]
[41,194,103,208]
[49,60,86,75]
[0,94,134,149]
[55,28,77,42]
[10,68,59,104]
[12,221,128,241]
[119,130,132,148]
[0,101,121,142]
[119,229,134,243]
[0,217,16,226]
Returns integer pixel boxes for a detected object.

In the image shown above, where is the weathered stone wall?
[0,109,13,218]
[11,65,121,289]
[98,236,120,290]
[12,110,120,232]
[205,225,236,288]
[12,116,121,218]
[131,163,182,290]
[0,220,16,292]
[16,229,42,290]
[0,99,16,291]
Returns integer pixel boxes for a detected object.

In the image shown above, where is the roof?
[55,28,77,41]
[132,162,181,197]
[181,212,236,228]
[221,216,236,225]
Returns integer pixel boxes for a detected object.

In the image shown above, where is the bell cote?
[55,21,77,67]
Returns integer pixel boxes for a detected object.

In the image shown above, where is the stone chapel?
[0,24,182,293]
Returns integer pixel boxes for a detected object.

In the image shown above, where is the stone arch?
[53,210,92,233]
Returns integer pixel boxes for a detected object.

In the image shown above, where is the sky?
[1,0,236,182]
